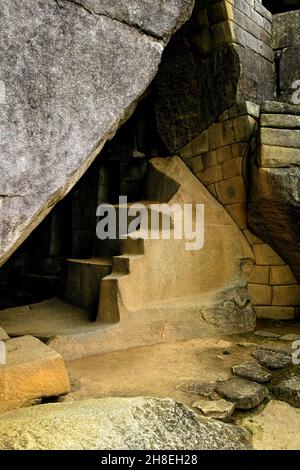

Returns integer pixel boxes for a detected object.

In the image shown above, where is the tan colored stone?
[225,203,247,230]
[253,244,285,266]
[248,284,272,306]
[186,156,204,174]
[272,285,300,306]
[255,306,295,320]
[259,145,300,168]
[180,142,193,161]
[203,151,217,169]
[216,145,232,163]
[0,336,70,414]
[233,115,257,142]
[209,121,235,150]
[198,164,223,186]
[193,130,209,155]
[207,184,218,198]
[223,158,242,179]
[0,327,9,341]
[243,229,264,246]
[231,142,248,159]
[270,266,298,286]
[215,176,246,205]
[246,266,270,285]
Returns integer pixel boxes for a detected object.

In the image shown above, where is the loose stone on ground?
[216,377,268,410]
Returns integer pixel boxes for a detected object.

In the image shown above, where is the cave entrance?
[0,95,163,338]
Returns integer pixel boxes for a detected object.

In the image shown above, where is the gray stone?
[0,336,70,414]
[273,375,300,408]
[177,381,217,398]
[255,330,281,338]
[260,129,300,149]
[63,0,195,40]
[216,377,268,410]
[227,101,260,120]
[261,101,300,115]
[232,362,272,384]
[252,347,292,369]
[0,397,252,450]
[192,399,235,422]
[0,0,194,267]
[261,114,300,129]
[273,10,300,50]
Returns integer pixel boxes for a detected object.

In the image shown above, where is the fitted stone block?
[248,284,272,305]
[215,176,246,205]
[270,266,298,286]
[253,244,286,266]
[272,285,300,306]
[209,122,236,150]
[261,114,300,129]
[247,265,270,285]
[203,151,218,169]
[225,203,247,230]
[259,145,300,168]
[255,306,295,320]
[261,129,300,149]
[272,10,300,49]
[216,145,233,163]
[234,115,257,142]
[198,165,223,186]
[223,158,242,179]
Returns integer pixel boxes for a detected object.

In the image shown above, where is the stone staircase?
[0,156,256,360]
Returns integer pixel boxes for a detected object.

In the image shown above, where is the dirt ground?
[65,320,299,408]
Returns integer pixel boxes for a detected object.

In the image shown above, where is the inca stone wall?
[179,100,300,321]
[153,0,275,154]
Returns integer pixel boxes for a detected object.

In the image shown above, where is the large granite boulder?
[0,0,194,267]
[0,397,252,450]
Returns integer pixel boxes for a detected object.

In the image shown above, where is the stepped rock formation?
[0,0,194,267]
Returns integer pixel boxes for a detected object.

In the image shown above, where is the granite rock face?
[0,397,252,450]
[0,0,194,267]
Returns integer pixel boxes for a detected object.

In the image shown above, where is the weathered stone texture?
[0,397,252,450]
[0,0,194,267]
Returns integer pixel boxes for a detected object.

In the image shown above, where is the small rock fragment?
[252,348,291,370]
[216,377,268,410]
[255,331,281,339]
[232,362,272,384]
[192,399,235,422]
[177,381,217,399]
[273,376,300,408]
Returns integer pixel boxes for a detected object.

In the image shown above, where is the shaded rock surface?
[0,397,252,450]
[273,375,300,407]
[232,362,272,384]
[216,377,268,410]
[0,336,70,414]
[252,347,291,370]
[0,0,194,267]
